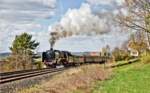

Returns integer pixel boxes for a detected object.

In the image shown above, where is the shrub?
[34,61,44,69]
[141,51,150,64]
[112,48,130,61]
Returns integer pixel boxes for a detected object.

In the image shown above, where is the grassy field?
[92,62,150,93]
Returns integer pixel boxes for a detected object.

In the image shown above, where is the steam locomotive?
[42,48,109,68]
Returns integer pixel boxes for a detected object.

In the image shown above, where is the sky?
[0,0,129,53]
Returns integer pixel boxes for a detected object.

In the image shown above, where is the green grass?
[92,62,150,93]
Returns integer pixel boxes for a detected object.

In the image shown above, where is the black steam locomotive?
[42,49,109,68]
[42,49,72,67]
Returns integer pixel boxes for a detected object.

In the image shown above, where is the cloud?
[0,0,56,22]
[86,0,125,6]
[86,0,114,5]
[0,0,57,52]
[86,0,125,13]
[0,22,48,52]
[50,3,110,37]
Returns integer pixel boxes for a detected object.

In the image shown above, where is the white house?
[128,47,139,57]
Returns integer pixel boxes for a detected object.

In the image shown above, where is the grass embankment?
[18,64,111,93]
[92,61,150,93]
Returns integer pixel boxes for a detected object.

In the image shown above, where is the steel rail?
[0,68,49,76]
[0,68,57,79]
[0,68,65,84]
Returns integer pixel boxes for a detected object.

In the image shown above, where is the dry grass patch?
[19,64,111,93]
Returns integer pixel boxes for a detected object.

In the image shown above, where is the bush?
[112,48,130,61]
[141,51,150,64]
[33,61,45,69]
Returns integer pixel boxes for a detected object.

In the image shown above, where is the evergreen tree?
[9,33,39,70]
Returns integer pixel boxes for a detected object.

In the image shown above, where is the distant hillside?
[0,52,42,58]
[0,52,10,60]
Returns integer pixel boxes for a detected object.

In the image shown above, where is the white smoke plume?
[49,3,110,38]
[48,3,130,51]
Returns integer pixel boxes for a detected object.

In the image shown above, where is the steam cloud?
[48,3,129,51]
[49,4,110,39]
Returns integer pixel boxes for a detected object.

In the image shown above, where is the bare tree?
[117,0,150,48]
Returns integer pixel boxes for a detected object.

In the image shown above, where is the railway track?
[0,63,98,85]
[0,67,66,84]
[0,68,48,76]
[0,59,138,85]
